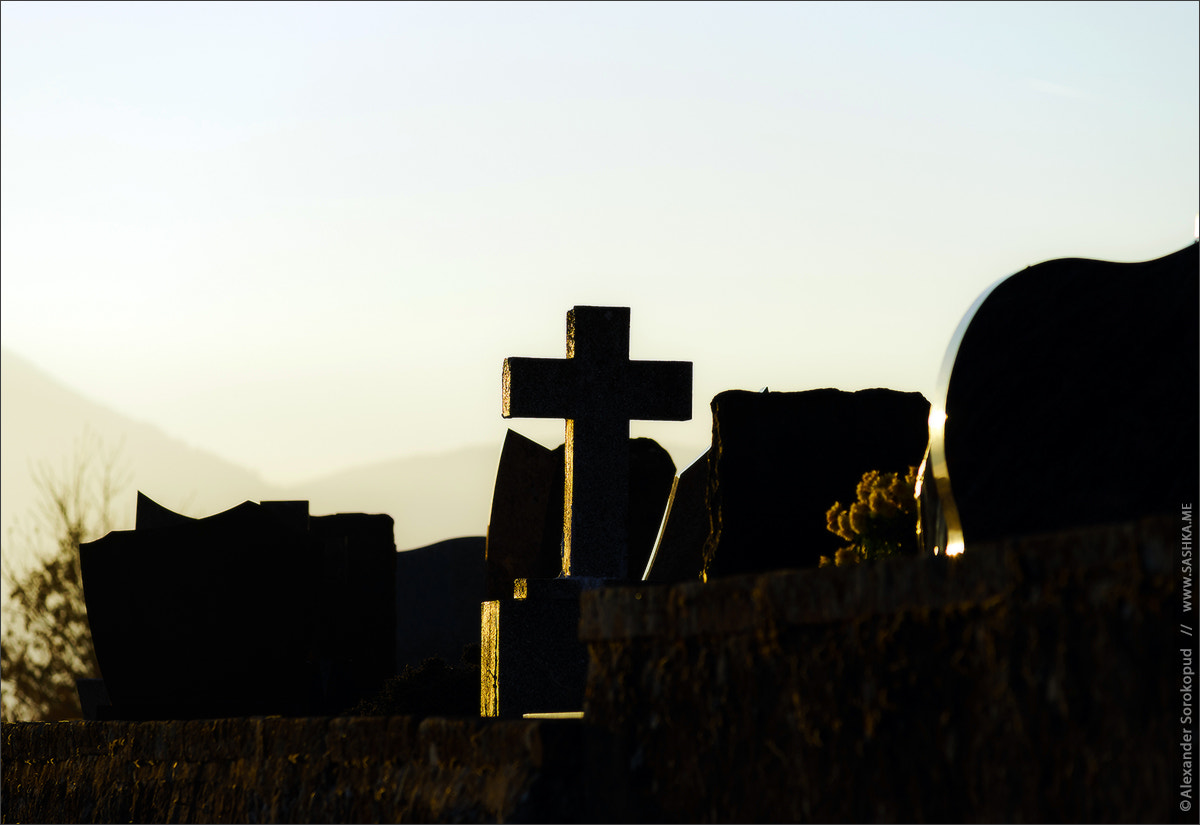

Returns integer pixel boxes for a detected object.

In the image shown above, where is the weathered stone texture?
[2,715,583,823]
[7,517,1184,823]
[581,515,1182,823]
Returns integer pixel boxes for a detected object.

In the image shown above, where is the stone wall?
[580,515,1184,822]
[3,515,1187,823]
[1,716,583,823]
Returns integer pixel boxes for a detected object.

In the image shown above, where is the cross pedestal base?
[480,577,614,718]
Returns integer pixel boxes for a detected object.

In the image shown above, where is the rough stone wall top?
[579,514,1183,823]
[2,715,585,824]
[584,514,1176,642]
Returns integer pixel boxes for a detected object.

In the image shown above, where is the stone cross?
[503,306,692,579]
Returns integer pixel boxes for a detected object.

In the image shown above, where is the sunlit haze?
[2,1,1197,486]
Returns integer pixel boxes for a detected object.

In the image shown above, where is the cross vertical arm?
[501,305,693,582]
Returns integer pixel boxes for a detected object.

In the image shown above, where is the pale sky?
[2,0,1197,485]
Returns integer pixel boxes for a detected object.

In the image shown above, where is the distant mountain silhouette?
[276,446,501,550]
[2,347,711,572]
[0,349,502,567]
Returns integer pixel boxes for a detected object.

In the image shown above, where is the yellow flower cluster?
[820,466,919,567]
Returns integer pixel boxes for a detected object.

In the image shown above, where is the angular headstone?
[925,243,1199,553]
[80,499,395,719]
[135,491,195,530]
[81,500,315,719]
[704,388,929,579]
[485,431,678,598]
[484,431,563,601]
[643,448,710,584]
[627,438,677,580]
[395,536,486,670]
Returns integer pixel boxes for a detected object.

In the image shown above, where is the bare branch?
[1,430,128,721]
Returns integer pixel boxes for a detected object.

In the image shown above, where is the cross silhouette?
[503,306,692,579]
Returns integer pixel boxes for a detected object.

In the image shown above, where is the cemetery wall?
[1,715,584,823]
[580,514,1182,823]
[2,516,1183,823]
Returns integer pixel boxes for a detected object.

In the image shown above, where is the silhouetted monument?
[485,430,676,600]
[642,448,710,583]
[503,305,691,580]
[922,243,1199,554]
[484,306,693,716]
[703,388,929,579]
[80,496,395,720]
[484,430,564,601]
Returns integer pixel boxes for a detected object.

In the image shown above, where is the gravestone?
[485,430,677,600]
[923,243,1199,553]
[135,491,194,530]
[483,431,564,601]
[74,678,112,722]
[80,500,315,720]
[80,497,395,719]
[308,511,397,712]
[484,306,693,717]
[643,448,710,583]
[503,306,692,579]
[481,590,590,718]
[703,388,929,579]
[395,536,486,670]
[627,438,677,579]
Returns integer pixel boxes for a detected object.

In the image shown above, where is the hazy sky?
[2,1,1197,485]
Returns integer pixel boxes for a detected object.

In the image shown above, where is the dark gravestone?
[135,491,195,530]
[485,306,692,717]
[485,431,677,600]
[395,536,486,670]
[481,594,587,718]
[74,678,112,722]
[503,305,692,579]
[925,243,1199,553]
[484,431,563,601]
[308,512,397,712]
[480,435,677,717]
[627,438,677,580]
[643,448,710,584]
[80,498,395,719]
[704,389,929,580]
[81,500,315,719]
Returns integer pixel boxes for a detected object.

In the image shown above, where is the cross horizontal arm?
[625,360,693,421]
[502,357,577,419]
